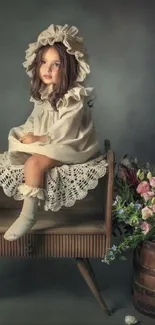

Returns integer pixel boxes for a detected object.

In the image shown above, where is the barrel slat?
[133,241,155,318]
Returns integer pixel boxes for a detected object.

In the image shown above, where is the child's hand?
[19,133,39,144]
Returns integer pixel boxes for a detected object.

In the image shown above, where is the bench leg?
[76,258,111,315]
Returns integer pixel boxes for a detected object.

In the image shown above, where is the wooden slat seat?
[0,142,114,315]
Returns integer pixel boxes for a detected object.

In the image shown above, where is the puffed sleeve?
[37,89,99,163]
[23,108,35,133]
[8,86,99,164]
[46,96,84,143]
[8,107,35,143]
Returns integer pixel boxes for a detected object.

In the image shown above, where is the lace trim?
[38,83,93,106]
[18,184,46,200]
[0,152,107,211]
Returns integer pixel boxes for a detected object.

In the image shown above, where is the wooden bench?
[0,143,114,315]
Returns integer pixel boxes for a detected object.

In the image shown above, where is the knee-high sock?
[4,184,45,241]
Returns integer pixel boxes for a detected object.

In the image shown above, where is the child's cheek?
[53,71,61,84]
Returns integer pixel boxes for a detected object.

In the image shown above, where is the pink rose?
[140,221,151,235]
[136,181,150,195]
[149,177,155,188]
[142,206,153,219]
[142,191,155,202]
[152,204,155,212]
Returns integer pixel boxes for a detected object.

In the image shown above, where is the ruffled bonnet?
[23,24,90,83]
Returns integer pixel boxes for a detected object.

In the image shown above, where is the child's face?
[39,46,61,85]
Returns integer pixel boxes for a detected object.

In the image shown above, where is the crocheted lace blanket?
[0,152,107,211]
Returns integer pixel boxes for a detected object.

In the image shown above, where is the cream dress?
[0,84,107,211]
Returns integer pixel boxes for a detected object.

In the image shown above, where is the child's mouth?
[43,75,52,79]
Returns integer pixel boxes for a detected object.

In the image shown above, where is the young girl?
[0,24,107,241]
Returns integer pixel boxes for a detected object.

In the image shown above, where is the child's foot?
[4,184,45,241]
[4,216,36,241]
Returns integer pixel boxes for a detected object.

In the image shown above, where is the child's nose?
[46,64,52,73]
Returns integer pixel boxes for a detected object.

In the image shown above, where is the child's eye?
[40,60,46,65]
[53,62,60,68]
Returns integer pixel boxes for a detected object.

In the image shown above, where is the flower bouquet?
[103,155,155,264]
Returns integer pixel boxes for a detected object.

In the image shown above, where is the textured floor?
[0,250,154,325]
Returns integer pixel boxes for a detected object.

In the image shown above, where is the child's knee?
[24,155,42,173]
[24,154,54,173]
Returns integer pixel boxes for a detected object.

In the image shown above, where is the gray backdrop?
[0,0,155,162]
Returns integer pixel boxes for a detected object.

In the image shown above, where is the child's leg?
[4,154,62,241]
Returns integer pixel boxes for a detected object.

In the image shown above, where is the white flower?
[121,156,133,168]
[125,315,138,324]
[112,195,121,206]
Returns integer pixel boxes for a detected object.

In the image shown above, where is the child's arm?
[34,95,99,164]
[22,108,35,135]
[43,97,84,144]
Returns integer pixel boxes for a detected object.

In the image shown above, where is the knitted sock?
[4,184,45,241]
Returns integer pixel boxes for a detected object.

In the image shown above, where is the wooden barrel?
[132,240,155,317]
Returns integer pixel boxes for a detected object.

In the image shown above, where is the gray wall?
[0,0,155,162]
